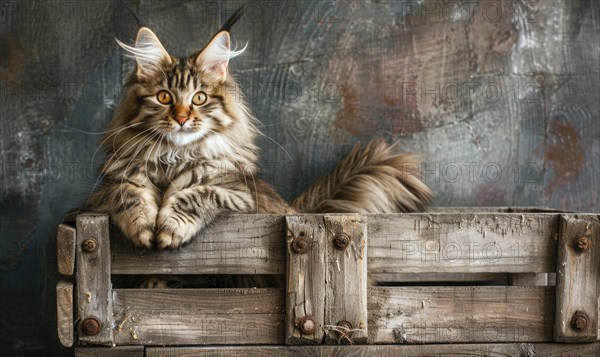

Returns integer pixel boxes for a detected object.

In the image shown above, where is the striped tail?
[292,139,433,213]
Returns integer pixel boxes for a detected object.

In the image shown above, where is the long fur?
[86,6,432,254]
[87,6,433,289]
[292,139,432,213]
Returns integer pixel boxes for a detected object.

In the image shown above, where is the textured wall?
[0,0,598,355]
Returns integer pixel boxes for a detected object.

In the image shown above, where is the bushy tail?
[292,139,433,213]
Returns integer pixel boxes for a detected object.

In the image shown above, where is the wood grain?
[145,343,600,357]
[368,213,559,274]
[369,286,555,343]
[323,215,368,344]
[554,214,600,342]
[111,214,286,275]
[75,346,144,357]
[76,213,114,346]
[57,223,76,276]
[112,288,284,345]
[56,280,73,348]
[110,212,559,277]
[285,215,326,344]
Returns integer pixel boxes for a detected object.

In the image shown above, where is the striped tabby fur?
[86,21,432,250]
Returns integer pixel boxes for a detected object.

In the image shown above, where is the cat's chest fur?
[147,153,243,191]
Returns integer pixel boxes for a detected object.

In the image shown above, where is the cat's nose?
[177,116,189,125]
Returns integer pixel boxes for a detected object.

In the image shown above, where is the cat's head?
[112,26,253,151]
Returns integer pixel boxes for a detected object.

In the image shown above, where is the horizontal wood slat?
[368,213,559,274]
[111,214,286,275]
[145,343,600,357]
[74,346,144,357]
[110,213,559,276]
[112,288,285,345]
[369,286,555,343]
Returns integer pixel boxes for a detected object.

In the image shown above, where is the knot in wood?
[292,236,310,254]
[333,233,350,250]
[297,315,317,334]
[82,317,101,335]
[573,236,590,253]
[571,311,588,330]
[82,238,98,253]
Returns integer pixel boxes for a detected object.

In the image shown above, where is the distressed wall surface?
[0,0,598,355]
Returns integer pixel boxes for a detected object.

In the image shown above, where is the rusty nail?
[333,233,350,250]
[82,238,98,253]
[534,73,546,87]
[82,317,101,335]
[292,236,310,254]
[573,236,590,253]
[297,315,317,334]
[571,311,588,331]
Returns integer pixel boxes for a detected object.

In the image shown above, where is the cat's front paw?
[131,228,154,249]
[155,216,199,249]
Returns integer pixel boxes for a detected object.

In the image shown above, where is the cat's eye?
[192,91,208,106]
[156,90,172,105]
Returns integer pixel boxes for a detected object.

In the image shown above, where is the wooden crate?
[56,209,600,356]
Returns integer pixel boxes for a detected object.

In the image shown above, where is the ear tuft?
[195,31,246,80]
[116,27,172,78]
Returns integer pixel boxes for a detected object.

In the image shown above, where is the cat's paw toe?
[131,229,153,249]
[156,229,183,249]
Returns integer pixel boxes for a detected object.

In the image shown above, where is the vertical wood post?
[323,215,368,344]
[57,223,76,276]
[286,214,368,345]
[56,280,74,347]
[76,213,114,346]
[554,215,600,342]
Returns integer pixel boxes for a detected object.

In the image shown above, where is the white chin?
[167,131,206,146]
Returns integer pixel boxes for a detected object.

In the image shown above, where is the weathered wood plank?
[112,288,284,345]
[554,214,600,342]
[427,207,563,213]
[369,286,555,343]
[323,215,368,344]
[285,215,326,344]
[74,346,144,357]
[368,213,559,273]
[145,343,600,357]
[111,213,559,276]
[76,213,114,346]
[372,272,509,283]
[56,280,73,348]
[111,214,286,275]
[57,223,76,276]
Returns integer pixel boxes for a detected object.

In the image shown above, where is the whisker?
[143,132,164,192]
[117,131,161,209]
[69,121,142,135]
[85,129,158,207]
[89,122,144,174]
[257,131,294,164]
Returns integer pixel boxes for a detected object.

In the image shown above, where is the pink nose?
[177,116,188,125]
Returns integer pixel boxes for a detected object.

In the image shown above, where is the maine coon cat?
[86,8,432,250]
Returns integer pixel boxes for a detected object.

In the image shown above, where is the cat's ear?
[116,27,172,78]
[195,31,245,80]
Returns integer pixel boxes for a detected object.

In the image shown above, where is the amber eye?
[192,91,208,106]
[156,90,172,105]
